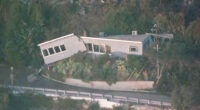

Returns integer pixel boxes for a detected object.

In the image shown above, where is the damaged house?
[38,31,173,64]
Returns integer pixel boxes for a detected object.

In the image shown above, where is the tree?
[185,18,200,46]
[153,14,168,33]
[113,106,124,110]
[87,102,100,110]
[0,88,9,110]
[56,98,85,110]
[167,12,185,34]
[103,6,133,35]
[113,106,135,110]
[172,86,193,110]
[8,92,53,110]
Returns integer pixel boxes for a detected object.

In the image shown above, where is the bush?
[87,102,100,110]
[56,98,86,110]
[48,52,154,84]
[8,93,53,110]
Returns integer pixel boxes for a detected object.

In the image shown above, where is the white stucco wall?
[38,34,149,64]
[38,34,86,64]
[81,37,143,56]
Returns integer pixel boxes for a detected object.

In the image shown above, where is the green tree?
[103,7,133,35]
[8,93,53,110]
[185,18,200,46]
[56,98,85,110]
[172,86,193,110]
[153,14,168,33]
[87,102,100,110]
[0,88,9,110]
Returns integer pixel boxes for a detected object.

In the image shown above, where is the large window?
[60,45,66,51]
[87,44,106,53]
[54,46,61,53]
[93,45,99,52]
[48,48,54,55]
[42,44,66,57]
[86,43,93,51]
[129,46,137,52]
[43,49,49,56]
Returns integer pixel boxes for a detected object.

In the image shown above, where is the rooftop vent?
[99,32,104,37]
[132,31,138,36]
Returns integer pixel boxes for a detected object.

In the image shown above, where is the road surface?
[0,64,171,103]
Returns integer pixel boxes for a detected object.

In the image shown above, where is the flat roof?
[105,34,148,41]
[38,33,74,46]
[81,34,148,43]
[38,33,173,47]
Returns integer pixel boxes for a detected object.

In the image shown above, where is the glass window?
[93,45,99,52]
[54,46,60,53]
[60,45,66,51]
[87,43,93,51]
[43,49,48,56]
[48,48,54,55]
[106,45,111,53]
[99,45,105,53]
[129,46,137,52]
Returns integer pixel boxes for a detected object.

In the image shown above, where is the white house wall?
[81,37,143,56]
[38,34,86,64]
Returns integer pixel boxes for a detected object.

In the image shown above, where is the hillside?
[0,0,200,109]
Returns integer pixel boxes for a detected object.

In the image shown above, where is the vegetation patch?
[44,52,155,84]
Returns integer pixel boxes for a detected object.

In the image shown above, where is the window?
[93,45,99,52]
[60,45,66,51]
[106,45,111,53]
[43,49,49,56]
[88,44,105,53]
[48,48,54,55]
[54,46,60,53]
[99,45,105,53]
[86,43,93,51]
[129,46,137,52]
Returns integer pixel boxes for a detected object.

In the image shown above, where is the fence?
[0,85,171,107]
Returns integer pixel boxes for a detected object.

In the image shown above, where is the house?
[81,31,153,57]
[37,34,86,64]
[38,31,173,64]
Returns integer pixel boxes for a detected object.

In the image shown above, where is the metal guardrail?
[0,85,171,107]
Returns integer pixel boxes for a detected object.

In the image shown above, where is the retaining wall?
[65,78,154,91]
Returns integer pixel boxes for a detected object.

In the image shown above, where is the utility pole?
[10,66,14,85]
[151,24,160,81]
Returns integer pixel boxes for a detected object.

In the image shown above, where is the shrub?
[48,52,154,84]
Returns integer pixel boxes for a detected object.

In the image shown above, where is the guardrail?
[0,85,171,107]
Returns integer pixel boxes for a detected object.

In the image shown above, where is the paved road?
[0,64,171,103]
[16,75,171,103]
[1,84,171,107]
